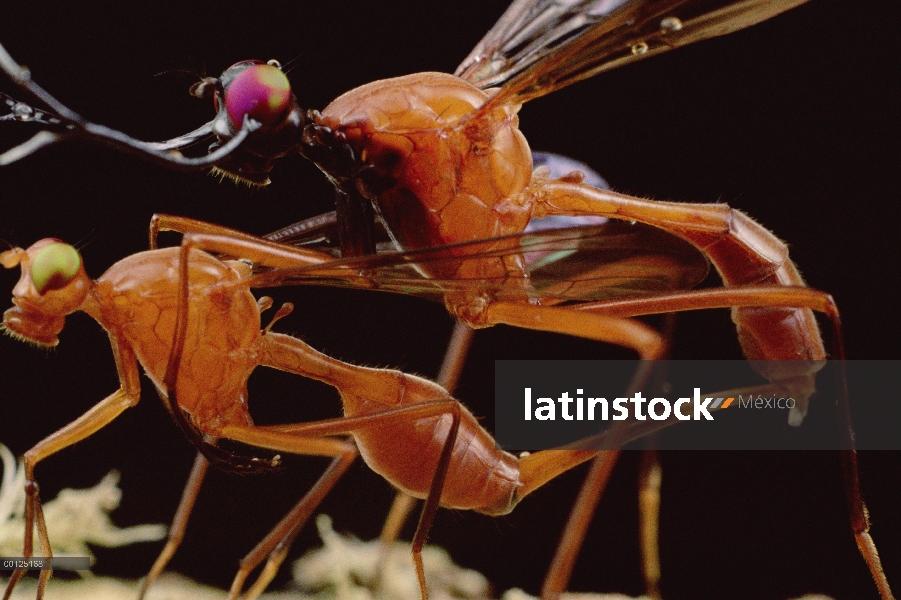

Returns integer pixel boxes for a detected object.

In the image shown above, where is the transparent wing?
[456,0,809,108]
[250,219,710,305]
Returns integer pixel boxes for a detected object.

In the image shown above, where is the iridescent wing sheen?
[456,0,808,108]
[251,218,710,306]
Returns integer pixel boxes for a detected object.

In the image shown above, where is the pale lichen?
[0,453,838,599]
[0,444,166,567]
[292,514,490,600]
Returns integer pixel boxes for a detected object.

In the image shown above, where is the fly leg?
[137,451,210,600]
[538,379,792,600]
[138,297,288,599]
[234,303,357,600]
[472,301,667,599]
[638,447,663,600]
[164,235,466,600]
[436,321,475,393]
[149,216,468,596]
[551,284,891,599]
[157,236,357,600]
[149,214,340,265]
[228,448,359,600]
[252,332,467,600]
[635,314,676,600]
[379,323,475,542]
[482,303,664,361]
[377,322,475,547]
[2,341,141,600]
[151,381,362,600]
[373,321,475,595]
[534,180,828,422]
[218,398,464,600]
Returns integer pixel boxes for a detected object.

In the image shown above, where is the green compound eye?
[31,242,81,294]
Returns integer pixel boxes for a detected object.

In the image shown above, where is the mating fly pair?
[0,1,895,599]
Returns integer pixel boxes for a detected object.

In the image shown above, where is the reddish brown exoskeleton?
[0,1,839,423]
[0,5,839,419]
[0,231,708,600]
[0,1,894,598]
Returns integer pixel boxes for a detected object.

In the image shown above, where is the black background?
[0,1,898,599]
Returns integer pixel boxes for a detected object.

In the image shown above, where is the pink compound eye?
[224,64,292,128]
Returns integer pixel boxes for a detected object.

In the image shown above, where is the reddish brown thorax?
[90,248,261,432]
[319,73,534,266]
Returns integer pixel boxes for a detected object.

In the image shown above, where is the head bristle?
[209,166,269,187]
[0,323,58,349]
